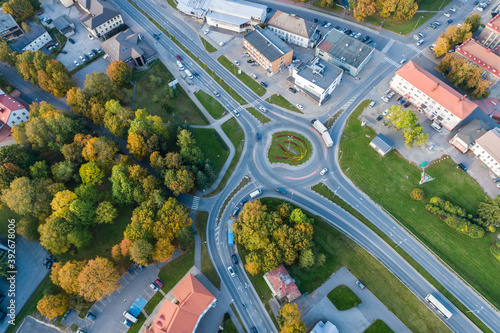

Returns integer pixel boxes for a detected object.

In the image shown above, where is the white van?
[431,122,443,133]
[369,101,376,107]
[249,189,262,199]
[444,13,450,17]
[123,311,138,324]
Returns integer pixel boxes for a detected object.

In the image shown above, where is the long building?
[76,0,124,38]
[455,38,500,87]
[477,13,500,50]
[389,61,477,131]
[100,29,156,67]
[0,12,24,41]
[205,0,267,33]
[0,89,29,128]
[267,10,319,48]
[10,24,52,52]
[471,127,500,177]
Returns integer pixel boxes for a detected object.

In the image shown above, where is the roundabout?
[267,131,312,166]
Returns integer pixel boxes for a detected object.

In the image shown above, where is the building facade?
[0,89,29,128]
[268,10,319,48]
[0,12,24,41]
[449,119,489,153]
[205,0,267,33]
[477,14,500,50]
[455,38,500,87]
[100,29,156,67]
[471,127,500,177]
[243,27,293,75]
[389,61,476,131]
[11,24,52,52]
[77,0,123,38]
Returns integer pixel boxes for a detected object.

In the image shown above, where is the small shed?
[53,15,75,37]
[370,133,394,156]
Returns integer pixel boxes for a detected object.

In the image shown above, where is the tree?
[111,244,123,261]
[0,163,26,191]
[74,184,101,204]
[0,39,15,66]
[79,162,104,185]
[17,217,39,241]
[410,188,425,200]
[96,201,118,224]
[129,239,153,266]
[107,61,132,86]
[244,252,263,276]
[51,190,77,218]
[83,72,122,103]
[178,226,195,248]
[68,199,95,227]
[51,260,86,294]
[29,160,49,179]
[82,137,119,173]
[316,253,326,267]
[393,0,418,21]
[152,238,176,262]
[354,0,376,21]
[2,0,34,22]
[1,177,35,216]
[37,294,68,319]
[386,106,427,148]
[278,303,306,333]
[77,257,120,302]
[51,160,75,183]
[465,13,481,33]
[477,196,500,228]
[164,169,194,196]
[38,215,72,254]
[299,249,314,269]
[110,165,134,205]
[120,238,133,256]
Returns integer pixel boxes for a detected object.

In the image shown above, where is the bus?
[425,294,453,319]
[228,219,234,246]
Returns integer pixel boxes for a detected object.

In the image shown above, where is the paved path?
[16,316,60,333]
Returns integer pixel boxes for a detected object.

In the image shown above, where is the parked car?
[416,40,424,46]
[203,29,210,34]
[231,255,238,265]
[97,48,103,53]
[376,115,383,121]
[399,58,407,64]
[250,73,258,79]
[458,163,467,172]
[429,23,437,29]
[155,279,164,288]
[313,18,318,23]
[240,198,248,206]
[356,280,365,289]
[276,187,287,195]
[381,96,389,102]
[447,19,453,24]
[403,101,411,108]
[86,312,96,320]
[74,60,80,66]
[122,320,132,327]
[362,36,369,42]
[493,178,500,183]
[88,34,94,40]
[365,39,373,44]
[232,206,240,217]
[266,7,271,13]
[228,266,236,277]
[334,26,340,30]
[234,60,240,66]
[256,133,262,141]
[321,21,327,26]
[149,283,159,292]
[320,168,328,175]
[354,32,362,39]
[324,22,331,28]
[46,18,52,24]
[247,59,254,63]
[68,38,75,44]
[260,82,267,87]
[176,54,182,60]
[433,21,441,26]
[296,104,304,110]
[60,50,67,54]
[37,10,44,15]
[418,32,426,38]
[288,87,297,94]
[383,109,389,116]
[79,55,86,62]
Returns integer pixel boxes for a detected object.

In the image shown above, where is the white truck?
[176,60,184,71]
[249,189,262,199]
[184,69,194,79]
[123,311,138,324]
[311,118,334,147]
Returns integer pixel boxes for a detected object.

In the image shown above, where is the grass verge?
[223,316,238,333]
[158,247,195,293]
[327,285,361,310]
[143,292,163,315]
[217,177,251,222]
[324,110,342,129]
[191,128,229,173]
[268,94,301,113]
[364,319,395,333]
[200,36,217,53]
[128,313,146,333]
[194,90,226,119]
[364,12,436,36]
[313,1,344,13]
[247,107,271,124]
[195,211,221,289]
[268,131,312,166]
[229,303,245,331]
[218,56,266,97]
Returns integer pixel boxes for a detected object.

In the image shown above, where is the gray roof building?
[268,10,317,39]
[76,0,123,37]
[10,24,52,52]
[244,27,292,63]
[450,119,491,153]
[53,15,76,37]
[370,133,394,156]
[0,12,23,41]
[100,29,156,67]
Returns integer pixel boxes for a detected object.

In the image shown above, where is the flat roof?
[476,128,500,164]
[0,12,17,32]
[486,13,500,32]
[244,27,292,62]
[209,0,266,19]
[294,59,342,90]
[456,38,500,78]
[206,10,248,26]
[317,29,374,68]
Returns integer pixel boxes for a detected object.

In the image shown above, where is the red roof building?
[478,14,500,50]
[145,274,216,333]
[0,89,29,128]
[389,61,476,131]
[456,38,500,86]
[263,264,301,302]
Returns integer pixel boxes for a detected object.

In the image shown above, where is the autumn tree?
[79,162,104,185]
[82,137,119,173]
[120,238,133,256]
[164,169,194,196]
[107,61,132,86]
[278,303,306,333]
[299,249,315,269]
[111,244,123,261]
[51,160,75,183]
[354,0,376,21]
[0,39,15,66]
[37,294,69,319]
[129,239,153,266]
[103,99,134,138]
[465,13,481,33]
[152,238,175,262]
[77,257,120,301]
[393,0,418,21]
[95,201,117,224]
[477,196,500,228]
[410,188,425,201]
[51,260,86,294]
[386,105,428,148]
[3,0,34,22]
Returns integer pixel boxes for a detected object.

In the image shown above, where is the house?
[311,321,339,333]
[470,127,500,177]
[263,264,301,302]
[268,10,319,48]
[10,24,52,52]
[389,61,477,131]
[76,0,124,38]
[449,119,490,153]
[243,26,293,75]
[53,15,76,37]
[145,273,216,333]
[0,89,29,128]
[59,0,74,7]
[455,38,500,87]
[288,57,343,106]
[0,12,24,41]
[205,0,267,33]
[370,133,394,156]
[477,14,500,51]
[100,29,156,67]
[315,29,374,77]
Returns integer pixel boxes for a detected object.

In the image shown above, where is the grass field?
[134,60,209,125]
[158,247,195,292]
[247,107,271,124]
[417,0,454,11]
[195,211,221,289]
[218,56,267,97]
[364,319,394,333]
[0,206,21,235]
[339,100,500,310]
[268,131,312,166]
[364,12,436,36]
[327,285,361,311]
[268,94,301,113]
[191,128,229,173]
[194,90,226,119]
[200,36,217,53]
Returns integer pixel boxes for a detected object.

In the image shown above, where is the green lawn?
[134,60,209,125]
[127,313,146,333]
[417,0,454,11]
[268,131,312,166]
[339,100,500,310]
[194,211,221,289]
[191,128,229,173]
[364,320,394,333]
[143,292,163,315]
[327,285,361,311]
[0,207,21,235]
[218,56,267,97]
[200,36,217,53]
[158,247,195,293]
[268,94,301,113]
[364,12,437,36]
[247,107,271,124]
[223,316,238,333]
[194,90,226,119]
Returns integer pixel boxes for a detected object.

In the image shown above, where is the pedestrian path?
[383,57,401,68]
[407,43,423,53]
[381,39,395,54]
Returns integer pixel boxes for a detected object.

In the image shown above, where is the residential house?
[263,264,301,302]
[76,0,124,38]
[53,15,76,37]
[449,119,490,153]
[205,0,267,33]
[268,10,319,48]
[100,29,156,67]
[10,24,52,52]
[370,133,394,156]
[470,127,500,177]
[0,89,29,128]
[0,12,24,41]
[455,38,500,87]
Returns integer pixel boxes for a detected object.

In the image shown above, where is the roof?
[454,119,490,148]
[370,133,394,153]
[294,58,342,90]
[317,29,374,68]
[53,15,73,32]
[0,90,27,125]
[268,10,317,39]
[456,38,500,78]
[208,0,267,20]
[263,264,301,302]
[311,321,340,333]
[244,27,292,62]
[475,127,500,164]
[81,0,120,29]
[486,13,500,33]
[10,24,51,52]
[395,61,477,120]
[100,29,155,63]
[148,273,215,333]
[206,10,248,25]
[176,0,210,17]
[0,12,18,32]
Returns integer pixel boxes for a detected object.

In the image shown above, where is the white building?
[471,127,500,177]
[205,0,267,33]
[288,58,342,106]
[389,61,477,131]
[76,0,124,38]
[0,89,29,128]
[268,10,319,48]
[11,24,52,52]
[311,321,339,333]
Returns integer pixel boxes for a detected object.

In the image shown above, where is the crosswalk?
[407,43,423,53]
[383,57,402,68]
[191,196,200,210]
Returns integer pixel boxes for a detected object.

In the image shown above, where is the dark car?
[37,10,44,15]
[256,133,262,141]
[334,26,340,30]
[46,18,52,24]
[321,21,327,26]
[345,29,352,35]
[288,87,297,94]
[266,7,271,13]
[458,163,467,171]
[153,33,160,40]
[46,261,53,269]
[399,99,405,105]
[43,258,50,265]
[260,81,267,88]
[429,23,437,29]
[365,39,373,44]
[396,96,403,101]
[86,312,96,320]
[68,38,75,44]
[376,115,383,121]
[231,255,238,264]
[251,328,259,333]
[60,50,67,54]
[247,59,254,63]
[127,267,133,274]
[232,206,240,217]
[240,198,248,206]
[403,102,411,108]
[362,36,369,42]
[313,18,318,23]
[493,178,500,183]
[176,55,182,61]
[276,187,287,195]
[447,19,453,24]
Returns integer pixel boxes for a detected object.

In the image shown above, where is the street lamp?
[414,16,424,30]
[339,150,343,162]
[287,135,294,151]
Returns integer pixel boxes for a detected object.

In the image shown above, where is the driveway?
[73,57,110,89]
[16,316,59,333]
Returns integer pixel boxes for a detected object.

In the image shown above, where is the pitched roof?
[100,29,155,63]
[317,29,374,69]
[244,27,292,62]
[475,128,500,164]
[456,38,500,78]
[10,24,51,52]
[268,10,317,39]
[82,0,120,29]
[370,133,394,153]
[454,119,490,148]
[263,264,301,302]
[395,61,476,120]
[0,90,27,126]
[53,15,73,32]
[486,13,500,33]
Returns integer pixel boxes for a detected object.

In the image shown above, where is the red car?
[176,55,182,61]
[37,10,44,15]
[155,279,164,288]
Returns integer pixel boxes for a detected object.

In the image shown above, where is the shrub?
[410,188,425,200]
[490,242,500,262]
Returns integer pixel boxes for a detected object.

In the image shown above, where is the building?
[10,24,52,52]
[205,0,267,33]
[176,0,211,19]
[0,89,29,128]
[455,38,500,87]
[288,57,343,106]
[471,127,500,177]
[53,15,76,37]
[315,29,374,76]
[76,0,124,38]
[389,61,477,131]
[145,273,216,333]
[370,133,394,156]
[0,12,24,41]
[268,10,319,48]
[263,264,301,302]
[450,119,490,153]
[243,27,293,75]
[59,0,74,7]
[100,29,156,67]
[311,321,339,333]
[477,14,500,50]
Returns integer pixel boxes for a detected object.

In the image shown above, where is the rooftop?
[395,61,477,120]
[475,127,500,164]
[0,90,27,126]
[268,10,317,39]
[244,27,293,62]
[0,12,18,32]
[370,133,394,154]
[10,24,50,52]
[263,264,301,302]
[53,15,74,33]
[456,38,500,78]
[80,0,120,29]
[208,0,266,20]
[317,29,374,68]
[454,119,490,147]
[100,29,155,63]
[293,58,343,90]
[485,13,500,32]
[311,321,340,333]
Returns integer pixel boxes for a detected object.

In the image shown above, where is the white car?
[384,88,392,95]
[324,22,331,28]
[382,109,389,116]
[416,39,424,46]
[228,266,236,277]
[204,29,210,34]
[259,106,267,112]
[88,34,94,40]
[320,168,328,176]
[234,60,240,66]
[296,104,304,110]
[74,60,80,66]
[149,283,158,292]
[234,110,240,117]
